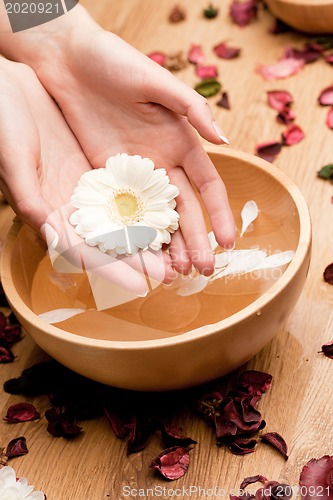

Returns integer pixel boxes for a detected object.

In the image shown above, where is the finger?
[120,248,174,285]
[144,62,229,145]
[169,229,192,275]
[168,167,215,276]
[182,145,236,249]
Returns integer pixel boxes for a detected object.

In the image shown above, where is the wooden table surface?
[1,1,333,499]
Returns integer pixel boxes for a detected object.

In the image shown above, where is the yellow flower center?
[109,189,144,223]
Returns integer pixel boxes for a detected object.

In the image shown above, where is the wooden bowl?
[265,0,333,33]
[1,148,311,391]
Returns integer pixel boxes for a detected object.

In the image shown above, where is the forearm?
[0,2,97,69]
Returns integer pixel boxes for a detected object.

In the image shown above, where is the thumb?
[144,63,229,145]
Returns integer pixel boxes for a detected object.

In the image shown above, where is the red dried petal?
[281,124,304,145]
[103,405,132,439]
[0,312,6,332]
[256,141,282,162]
[0,346,14,363]
[188,43,205,65]
[147,51,166,67]
[6,436,29,458]
[324,263,333,285]
[168,5,186,23]
[228,437,257,455]
[3,325,22,345]
[326,108,333,129]
[260,432,288,460]
[240,475,268,491]
[126,416,154,454]
[4,402,40,423]
[321,340,333,359]
[284,43,323,64]
[267,90,293,112]
[299,455,333,499]
[150,446,191,480]
[216,91,231,110]
[276,108,296,125]
[45,407,82,438]
[257,58,304,81]
[325,54,333,65]
[318,86,333,106]
[237,370,273,396]
[269,19,292,35]
[161,424,197,448]
[196,65,218,79]
[230,0,258,27]
[213,42,241,59]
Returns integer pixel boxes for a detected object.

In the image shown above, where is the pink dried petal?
[213,42,241,59]
[325,54,333,65]
[284,43,323,64]
[0,345,14,363]
[260,432,288,460]
[228,437,257,455]
[276,108,296,125]
[6,436,28,458]
[318,86,333,106]
[230,0,258,27]
[299,455,333,499]
[324,263,333,285]
[161,424,197,448]
[281,124,304,146]
[4,402,40,423]
[196,65,218,79]
[237,370,273,396]
[257,58,304,81]
[216,91,231,110]
[326,108,333,129]
[256,141,282,162]
[267,90,293,112]
[147,51,166,67]
[188,43,205,65]
[321,340,333,359]
[150,446,191,480]
[239,475,268,491]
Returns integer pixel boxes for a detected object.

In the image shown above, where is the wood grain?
[0,1,333,499]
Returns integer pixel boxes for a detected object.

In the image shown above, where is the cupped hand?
[33,21,236,276]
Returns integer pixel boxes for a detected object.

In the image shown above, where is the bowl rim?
[1,147,311,350]
[266,0,333,5]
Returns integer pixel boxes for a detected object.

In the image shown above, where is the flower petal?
[281,124,305,146]
[257,58,304,81]
[267,90,293,112]
[318,86,333,106]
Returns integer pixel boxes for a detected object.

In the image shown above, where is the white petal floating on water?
[212,249,267,280]
[177,274,210,296]
[240,200,259,237]
[251,250,295,271]
[38,308,87,324]
[208,231,219,251]
[214,249,259,269]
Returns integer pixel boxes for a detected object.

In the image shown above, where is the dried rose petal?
[321,340,333,359]
[240,475,268,490]
[216,92,231,110]
[227,437,257,455]
[0,312,6,331]
[256,141,282,162]
[324,263,333,285]
[257,58,304,81]
[267,90,293,112]
[150,446,191,480]
[213,42,241,59]
[281,124,304,146]
[165,52,187,72]
[284,43,323,64]
[196,65,218,79]
[260,432,288,460]
[169,5,186,23]
[326,108,333,129]
[4,402,40,423]
[147,51,166,67]
[325,54,333,65]
[195,78,221,97]
[6,436,28,458]
[161,424,197,448]
[188,43,205,65]
[318,86,333,106]
[276,108,296,125]
[103,405,132,439]
[269,19,292,35]
[0,345,14,363]
[126,416,154,454]
[237,371,273,396]
[299,455,333,500]
[230,0,258,27]
[45,407,82,438]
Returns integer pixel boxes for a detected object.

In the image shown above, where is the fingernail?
[40,222,59,251]
[137,290,148,298]
[212,121,230,145]
[223,242,236,252]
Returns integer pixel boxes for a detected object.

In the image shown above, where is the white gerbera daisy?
[0,466,45,500]
[69,153,179,256]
